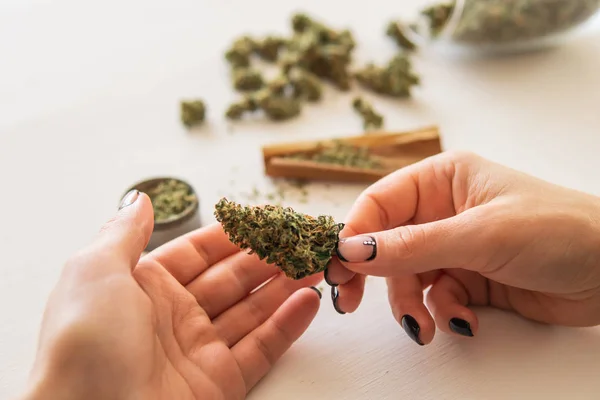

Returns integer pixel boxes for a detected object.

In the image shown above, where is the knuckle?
[390,225,425,260]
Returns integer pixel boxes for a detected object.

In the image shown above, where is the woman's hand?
[326,151,600,345]
[23,191,322,400]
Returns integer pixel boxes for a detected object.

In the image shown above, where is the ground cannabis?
[420,0,600,45]
[290,140,383,170]
[386,21,416,51]
[355,54,419,98]
[352,96,384,131]
[180,100,206,128]
[214,198,344,279]
[148,179,197,223]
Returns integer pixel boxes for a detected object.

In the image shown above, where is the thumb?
[336,211,485,276]
[69,190,154,277]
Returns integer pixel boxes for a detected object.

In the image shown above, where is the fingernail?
[324,267,338,287]
[449,318,474,337]
[336,235,377,263]
[401,315,423,345]
[309,286,322,299]
[119,190,140,210]
[331,286,345,314]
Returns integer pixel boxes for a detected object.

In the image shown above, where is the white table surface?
[2,1,600,399]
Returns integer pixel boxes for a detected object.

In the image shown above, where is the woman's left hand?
[23,191,322,400]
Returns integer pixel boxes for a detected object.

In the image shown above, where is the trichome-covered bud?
[214,198,344,280]
[180,100,206,128]
[352,96,384,131]
[231,67,264,91]
[386,20,416,51]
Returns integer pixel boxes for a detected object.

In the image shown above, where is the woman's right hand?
[326,151,600,345]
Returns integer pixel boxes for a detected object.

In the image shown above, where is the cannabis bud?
[288,67,322,101]
[231,67,265,91]
[180,100,206,128]
[386,20,416,51]
[225,36,255,68]
[352,96,384,131]
[355,54,419,98]
[254,35,287,62]
[214,198,344,280]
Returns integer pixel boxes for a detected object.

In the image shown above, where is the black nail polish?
[449,318,473,337]
[331,286,345,315]
[309,286,322,299]
[401,315,423,345]
[324,267,338,287]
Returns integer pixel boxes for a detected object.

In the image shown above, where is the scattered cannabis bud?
[355,54,419,98]
[420,2,454,37]
[254,36,287,61]
[352,96,384,131]
[290,140,383,170]
[214,198,344,279]
[225,86,302,121]
[232,67,264,91]
[225,36,255,68]
[148,179,197,223]
[288,67,322,101]
[421,0,600,45]
[180,100,206,128]
[386,20,416,51]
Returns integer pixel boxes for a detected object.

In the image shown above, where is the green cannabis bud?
[290,140,383,170]
[232,67,264,91]
[180,100,206,128]
[225,36,256,68]
[149,179,197,223]
[214,198,344,280]
[352,96,384,131]
[386,21,416,51]
[258,94,302,121]
[288,67,322,101]
[355,54,419,98]
[254,35,287,61]
[420,2,454,37]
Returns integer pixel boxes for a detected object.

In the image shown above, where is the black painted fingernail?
[401,315,423,345]
[119,190,139,210]
[336,236,377,262]
[331,286,345,314]
[324,267,338,287]
[449,318,473,337]
[309,286,322,299]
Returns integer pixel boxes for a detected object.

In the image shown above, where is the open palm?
[27,194,322,400]
[132,223,323,399]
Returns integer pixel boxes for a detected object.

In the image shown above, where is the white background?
[1,0,600,398]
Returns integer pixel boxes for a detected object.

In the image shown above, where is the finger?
[213,272,323,347]
[232,286,321,392]
[185,252,280,318]
[387,275,436,346]
[337,207,488,276]
[425,273,478,338]
[324,258,355,286]
[331,273,365,314]
[65,190,154,280]
[143,222,241,285]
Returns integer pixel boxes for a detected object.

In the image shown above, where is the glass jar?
[403,0,600,54]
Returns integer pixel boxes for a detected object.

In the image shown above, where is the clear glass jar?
[403,0,600,54]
